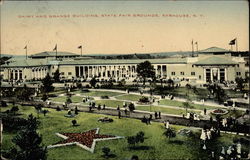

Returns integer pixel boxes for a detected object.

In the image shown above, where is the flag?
[195,42,198,45]
[78,45,82,49]
[53,44,57,51]
[229,38,236,45]
[191,40,193,45]
[24,45,27,49]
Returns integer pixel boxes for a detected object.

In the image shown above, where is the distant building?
[29,51,80,59]
[1,47,248,84]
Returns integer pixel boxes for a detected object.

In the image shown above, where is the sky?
[0,0,249,55]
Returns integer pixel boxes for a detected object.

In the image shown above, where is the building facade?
[2,53,247,84]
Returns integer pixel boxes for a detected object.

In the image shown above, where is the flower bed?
[211,109,228,115]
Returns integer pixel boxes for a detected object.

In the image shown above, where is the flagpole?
[236,38,238,52]
[81,47,82,57]
[191,40,194,55]
[196,42,198,52]
[25,46,27,60]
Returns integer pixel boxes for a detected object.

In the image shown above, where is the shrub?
[1,101,7,107]
[101,95,109,99]
[138,97,150,103]
[10,106,19,115]
[128,103,135,112]
[102,147,110,158]
[72,120,77,126]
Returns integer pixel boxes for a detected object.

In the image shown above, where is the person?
[158,112,161,118]
[97,104,101,110]
[125,109,128,115]
[166,120,170,129]
[204,108,207,115]
[163,121,166,128]
[117,105,120,111]
[118,111,121,119]
[103,104,106,110]
[154,112,158,119]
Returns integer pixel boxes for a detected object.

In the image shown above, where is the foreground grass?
[1,105,249,160]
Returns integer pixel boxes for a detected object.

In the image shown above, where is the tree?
[11,106,19,115]
[90,77,97,88]
[1,101,7,107]
[136,61,155,85]
[127,131,145,147]
[163,128,176,140]
[10,114,47,160]
[16,85,33,101]
[53,69,60,82]
[41,73,54,93]
[41,94,48,102]
[128,103,135,112]
[182,101,192,114]
[102,147,111,158]
[235,77,244,91]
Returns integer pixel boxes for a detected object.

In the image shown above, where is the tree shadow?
[168,140,184,145]
[101,154,117,158]
[128,145,153,150]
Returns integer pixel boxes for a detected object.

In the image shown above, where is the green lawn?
[136,106,201,116]
[73,91,124,97]
[95,100,129,108]
[50,96,84,103]
[159,99,218,110]
[1,105,249,160]
[115,94,147,101]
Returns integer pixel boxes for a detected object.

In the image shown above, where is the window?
[199,75,201,79]
[61,72,65,75]
[171,72,175,75]
[68,72,72,75]
[236,72,241,76]
[191,72,195,76]
[180,72,184,75]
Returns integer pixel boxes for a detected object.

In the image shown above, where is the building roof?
[3,59,49,67]
[194,56,237,65]
[199,47,230,53]
[29,51,80,58]
[59,58,187,65]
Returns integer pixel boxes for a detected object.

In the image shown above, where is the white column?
[203,68,206,83]
[17,70,20,80]
[225,68,227,81]
[210,68,213,81]
[218,68,220,81]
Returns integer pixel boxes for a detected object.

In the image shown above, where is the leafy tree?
[41,94,48,102]
[1,101,7,107]
[53,69,60,82]
[16,85,33,101]
[235,77,244,91]
[128,103,135,112]
[11,106,19,115]
[90,77,97,88]
[41,73,54,93]
[10,114,47,160]
[182,101,192,114]
[167,79,174,88]
[136,61,155,85]
[127,131,145,147]
[163,128,176,140]
[118,79,126,87]
[102,147,111,158]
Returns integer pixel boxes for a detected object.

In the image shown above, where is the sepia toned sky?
[0,0,249,55]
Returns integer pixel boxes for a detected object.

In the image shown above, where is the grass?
[159,99,218,110]
[1,105,249,160]
[50,96,84,103]
[115,94,147,101]
[73,91,124,97]
[95,100,129,108]
[136,106,201,115]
